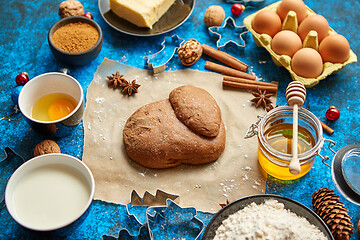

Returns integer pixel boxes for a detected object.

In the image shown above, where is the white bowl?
[5,154,95,231]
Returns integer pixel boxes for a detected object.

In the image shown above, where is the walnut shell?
[58,0,84,18]
[34,140,61,157]
[204,5,225,27]
[177,39,203,66]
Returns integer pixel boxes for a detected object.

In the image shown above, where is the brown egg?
[271,30,302,57]
[298,15,329,42]
[291,48,323,78]
[252,10,282,38]
[277,0,307,23]
[319,34,350,63]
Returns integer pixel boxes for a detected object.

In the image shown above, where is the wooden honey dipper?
[286,81,306,175]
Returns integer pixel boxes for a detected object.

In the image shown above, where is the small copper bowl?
[48,16,103,66]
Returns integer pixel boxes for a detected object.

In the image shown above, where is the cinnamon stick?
[223,76,278,87]
[223,80,278,92]
[205,61,255,80]
[320,120,334,135]
[202,44,248,72]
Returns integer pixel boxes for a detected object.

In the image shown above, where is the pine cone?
[312,188,353,240]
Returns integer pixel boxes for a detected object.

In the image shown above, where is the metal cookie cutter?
[146,199,204,240]
[224,0,266,8]
[144,35,185,74]
[0,147,24,208]
[208,17,249,50]
[130,189,179,207]
[103,199,204,240]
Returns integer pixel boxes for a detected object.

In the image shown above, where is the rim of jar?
[258,106,323,163]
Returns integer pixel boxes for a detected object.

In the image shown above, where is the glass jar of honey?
[257,106,324,180]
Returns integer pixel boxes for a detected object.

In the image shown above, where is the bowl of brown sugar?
[48,16,103,66]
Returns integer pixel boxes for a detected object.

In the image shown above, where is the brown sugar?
[52,22,99,53]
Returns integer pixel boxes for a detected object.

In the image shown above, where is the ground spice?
[52,22,99,53]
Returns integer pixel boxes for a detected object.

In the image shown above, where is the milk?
[12,164,91,229]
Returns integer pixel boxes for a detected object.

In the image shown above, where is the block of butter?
[110,0,176,28]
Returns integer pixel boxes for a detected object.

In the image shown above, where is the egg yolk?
[48,99,75,121]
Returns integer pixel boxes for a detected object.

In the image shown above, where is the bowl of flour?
[202,194,334,240]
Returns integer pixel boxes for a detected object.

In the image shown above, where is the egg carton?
[243,1,357,88]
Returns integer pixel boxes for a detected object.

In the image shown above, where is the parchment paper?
[83,58,274,213]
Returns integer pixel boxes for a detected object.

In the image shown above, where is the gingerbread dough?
[123,86,226,168]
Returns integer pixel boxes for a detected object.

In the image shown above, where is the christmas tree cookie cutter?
[208,17,249,50]
[103,192,204,240]
[0,147,24,208]
[130,189,179,206]
[144,35,185,74]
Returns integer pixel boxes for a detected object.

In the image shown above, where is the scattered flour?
[214,199,327,240]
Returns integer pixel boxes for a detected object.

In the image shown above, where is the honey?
[257,106,323,180]
[259,123,316,180]
[31,93,77,122]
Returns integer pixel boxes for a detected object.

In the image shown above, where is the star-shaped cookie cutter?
[208,17,249,50]
[224,0,266,8]
[144,35,185,74]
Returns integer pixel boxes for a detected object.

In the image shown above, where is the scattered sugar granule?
[243,166,251,171]
[95,97,105,104]
[214,199,327,240]
[242,174,248,181]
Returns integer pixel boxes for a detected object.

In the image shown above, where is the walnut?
[34,140,61,157]
[177,39,203,66]
[204,5,225,27]
[58,0,85,18]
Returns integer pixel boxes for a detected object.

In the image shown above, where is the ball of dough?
[204,5,225,27]
[123,85,226,169]
[169,85,221,137]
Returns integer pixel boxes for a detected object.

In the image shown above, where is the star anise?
[107,71,126,89]
[122,79,140,96]
[251,89,273,108]
[266,104,279,112]
[219,199,230,208]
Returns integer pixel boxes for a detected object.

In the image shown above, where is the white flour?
[214,199,327,240]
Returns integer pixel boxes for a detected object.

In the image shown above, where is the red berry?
[231,4,245,17]
[83,12,93,20]
[15,72,29,86]
[326,106,340,121]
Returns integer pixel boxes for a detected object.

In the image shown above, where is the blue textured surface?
[1,0,360,239]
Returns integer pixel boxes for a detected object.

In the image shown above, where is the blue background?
[0,0,359,239]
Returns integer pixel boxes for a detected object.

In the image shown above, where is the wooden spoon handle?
[289,104,301,175]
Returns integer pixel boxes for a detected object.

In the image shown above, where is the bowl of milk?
[5,154,95,231]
